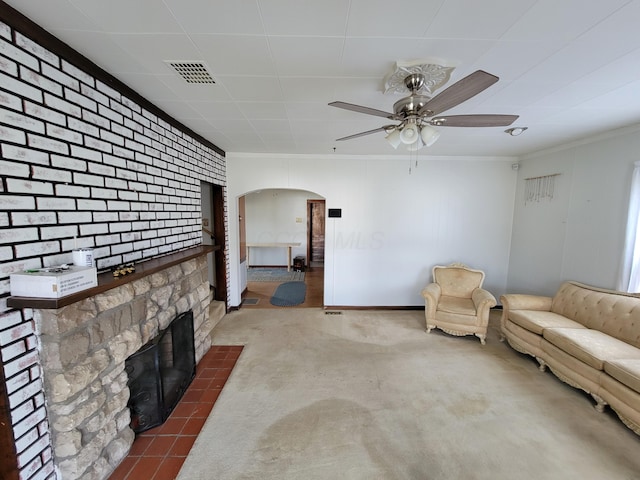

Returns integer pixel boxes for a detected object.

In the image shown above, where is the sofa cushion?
[604,359,640,393]
[509,310,585,335]
[543,328,640,371]
[436,295,476,316]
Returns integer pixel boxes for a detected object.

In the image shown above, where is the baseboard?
[322,305,503,311]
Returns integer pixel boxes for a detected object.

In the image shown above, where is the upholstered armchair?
[421,263,497,345]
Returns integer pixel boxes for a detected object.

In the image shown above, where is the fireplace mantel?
[14,245,218,479]
[8,245,218,310]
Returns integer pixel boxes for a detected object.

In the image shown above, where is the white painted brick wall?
[1,16,227,480]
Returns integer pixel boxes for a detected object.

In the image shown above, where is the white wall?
[227,153,518,307]
[508,125,640,296]
[245,189,322,265]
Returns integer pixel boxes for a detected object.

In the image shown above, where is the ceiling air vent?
[166,61,215,84]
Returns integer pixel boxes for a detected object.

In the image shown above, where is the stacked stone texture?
[33,256,211,479]
[0,17,227,480]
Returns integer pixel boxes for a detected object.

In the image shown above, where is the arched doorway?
[238,188,324,308]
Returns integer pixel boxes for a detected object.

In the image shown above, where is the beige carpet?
[177,308,640,479]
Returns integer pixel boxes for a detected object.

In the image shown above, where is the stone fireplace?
[14,247,215,479]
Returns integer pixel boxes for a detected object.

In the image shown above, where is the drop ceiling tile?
[237,102,288,119]
[278,77,347,103]
[330,117,390,138]
[156,75,231,102]
[289,119,331,135]
[427,0,537,39]
[207,117,256,132]
[155,100,203,120]
[268,36,345,76]
[115,73,184,101]
[222,130,264,144]
[524,41,633,86]
[470,39,562,82]
[502,0,631,41]
[489,80,567,108]
[258,0,349,36]
[191,34,276,76]
[186,101,245,120]
[418,38,497,70]
[574,1,640,47]
[217,76,283,102]
[515,106,566,123]
[109,33,204,74]
[340,38,439,78]
[534,76,637,110]
[285,102,334,120]
[163,0,265,34]
[69,0,182,33]
[40,29,150,75]
[181,119,223,134]
[576,80,640,110]
[4,0,98,32]
[250,118,291,133]
[260,131,296,142]
[346,0,444,37]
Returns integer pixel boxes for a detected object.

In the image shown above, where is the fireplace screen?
[125,310,196,433]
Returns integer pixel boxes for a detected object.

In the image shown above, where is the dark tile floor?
[109,345,243,480]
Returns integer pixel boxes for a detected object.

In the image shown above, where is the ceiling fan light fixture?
[505,126,528,136]
[399,123,419,144]
[385,128,402,149]
[420,125,440,147]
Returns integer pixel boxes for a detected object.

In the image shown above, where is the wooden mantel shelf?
[7,245,219,310]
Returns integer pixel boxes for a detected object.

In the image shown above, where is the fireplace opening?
[125,310,196,433]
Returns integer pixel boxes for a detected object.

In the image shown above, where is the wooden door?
[211,185,227,306]
[238,195,246,264]
[307,200,325,264]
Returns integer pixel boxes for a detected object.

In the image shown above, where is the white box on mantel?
[10,265,98,299]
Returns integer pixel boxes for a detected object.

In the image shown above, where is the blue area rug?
[270,281,306,307]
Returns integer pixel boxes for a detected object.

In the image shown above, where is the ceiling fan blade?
[430,114,519,127]
[335,126,388,141]
[329,101,396,119]
[418,70,499,117]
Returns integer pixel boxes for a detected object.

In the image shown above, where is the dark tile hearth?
[109,345,243,480]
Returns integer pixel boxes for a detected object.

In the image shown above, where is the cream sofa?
[500,281,640,435]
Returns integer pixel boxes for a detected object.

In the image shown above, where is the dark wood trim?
[211,185,227,308]
[7,245,217,310]
[0,364,18,480]
[0,1,225,157]
[323,306,503,311]
[323,306,424,311]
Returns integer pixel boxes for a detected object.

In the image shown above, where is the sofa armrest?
[500,294,552,312]
[472,288,497,324]
[500,294,553,332]
[421,283,441,319]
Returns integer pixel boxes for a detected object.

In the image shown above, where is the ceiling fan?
[329,70,518,150]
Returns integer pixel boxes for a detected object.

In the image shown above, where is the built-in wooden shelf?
[7,245,218,310]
